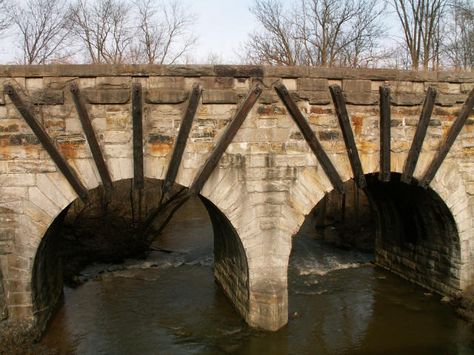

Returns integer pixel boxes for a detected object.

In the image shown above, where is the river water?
[41,197,474,354]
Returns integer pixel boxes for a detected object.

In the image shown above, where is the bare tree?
[391,0,447,70]
[244,0,303,65]
[10,0,72,64]
[443,0,474,70]
[244,0,384,67]
[69,0,133,64]
[131,0,197,64]
[0,0,11,34]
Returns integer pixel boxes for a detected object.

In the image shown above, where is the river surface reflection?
[41,197,474,354]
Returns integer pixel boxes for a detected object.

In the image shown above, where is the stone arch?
[286,161,471,295]
[13,171,251,331]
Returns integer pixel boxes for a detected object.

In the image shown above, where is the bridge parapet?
[0,65,473,331]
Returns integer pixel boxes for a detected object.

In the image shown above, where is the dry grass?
[0,321,56,355]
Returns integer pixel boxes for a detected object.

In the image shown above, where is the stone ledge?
[0,65,471,83]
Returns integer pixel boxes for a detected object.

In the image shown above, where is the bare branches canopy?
[0,0,472,70]
[245,0,474,70]
[6,0,196,64]
[244,0,385,68]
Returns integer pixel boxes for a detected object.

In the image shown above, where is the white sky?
[185,0,257,64]
[0,0,401,65]
[0,0,260,64]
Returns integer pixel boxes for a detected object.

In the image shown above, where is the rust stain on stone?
[358,140,377,153]
[149,142,172,154]
[351,115,363,136]
[59,142,83,159]
[310,106,332,114]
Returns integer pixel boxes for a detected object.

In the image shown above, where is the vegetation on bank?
[455,285,474,327]
[0,321,56,355]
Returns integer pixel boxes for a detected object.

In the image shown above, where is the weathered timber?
[379,86,391,182]
[163,84,202,196]
[401,87,437,184]
[132,83,144,189]
[275,82,345,193]
[190,84,262,194]
[5,84,88,201]
[420,88,474,188]
[70,82,113,190]
[329,85,366,189]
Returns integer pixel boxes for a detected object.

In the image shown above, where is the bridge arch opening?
[289,171,461,304]
[31,178,249,331]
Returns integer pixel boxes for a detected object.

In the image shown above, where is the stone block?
[281,79,297,90]
[28,187,61,217]
[342,79,371,92]
[429,82,461,94]
[202,90,238,104]
[297,78,328,91]
[30,89,64,105]
[148,76,185,89]
[344,92,378,105]
[0,228,14,241]
[36,174,69,208]
[319,130,341,141]
[460,83,474,94]
[83,89,130,104]
[292,91,331,105]
[25,78,43,90]
[96,76,131,89]
[44,77,76,90]
[200,76,234,89]
[435,94,466,107]
[391,93,424,106]
[103,131,132,144]
[0,174,35,186]
[7,305,33,319]
[145,89,189,104]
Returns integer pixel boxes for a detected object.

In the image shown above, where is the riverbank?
[456,285,474,327]
[0,321,56,355]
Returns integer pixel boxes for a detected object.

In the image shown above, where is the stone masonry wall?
[0,65,473,331]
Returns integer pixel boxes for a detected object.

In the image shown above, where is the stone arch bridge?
[0,65,473,331]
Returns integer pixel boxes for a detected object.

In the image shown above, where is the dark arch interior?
[293,172,461,295]
[31,179,249,331]
[366,173,460,294]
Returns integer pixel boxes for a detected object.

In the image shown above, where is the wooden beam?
[189,84,262,194]
[5,84,88,202]
[401,87,437,184]
[379,86,391,182]
[420,88,474,188]
[329,85,366,189]
[275,82,345,194]
[163,84,202,195]
[132,83,144,189]
[70,82,113,191]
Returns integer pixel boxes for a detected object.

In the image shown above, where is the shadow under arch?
[31,178,250,331]
[290,171,461,298]
[365,173,461,294]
